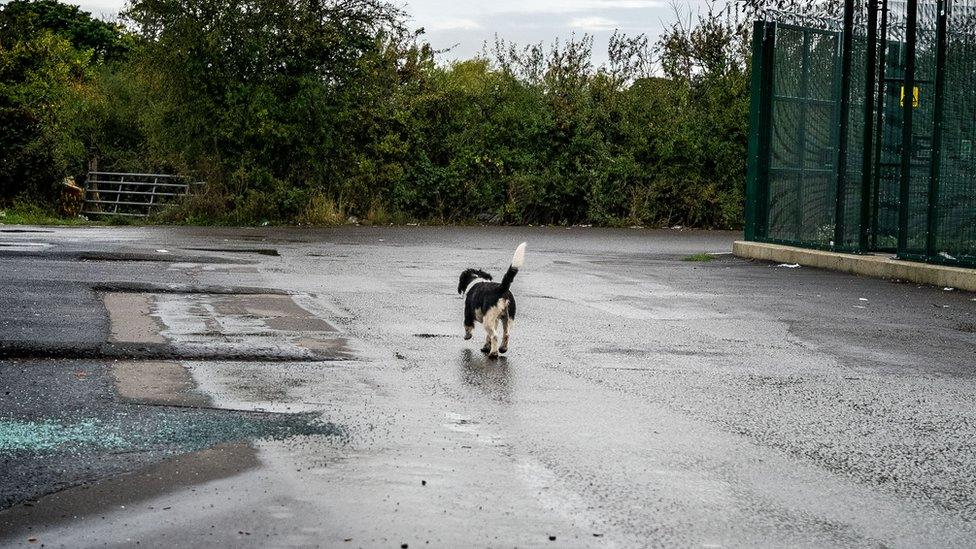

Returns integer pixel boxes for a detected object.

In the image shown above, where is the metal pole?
[751,23,776,240]
[926,0,948,259]
[860,0,880,251]
[872,0,889,249]
[835,0,856,248]
[898,0,918,254]
[797,30,811,243]
[745,21,767,242]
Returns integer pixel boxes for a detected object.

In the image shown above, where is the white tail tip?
[511,242,526,269]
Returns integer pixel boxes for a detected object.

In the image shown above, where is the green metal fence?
[746,0,976,268]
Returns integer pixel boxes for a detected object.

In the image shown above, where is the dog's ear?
[458,269,475,294]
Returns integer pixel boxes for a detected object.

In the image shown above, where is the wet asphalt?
[0,225,975,548]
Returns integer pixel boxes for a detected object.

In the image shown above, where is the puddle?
[0,443,259,539]
[592,346,729,358]
[458,349,512,401]
[0,242,52,249]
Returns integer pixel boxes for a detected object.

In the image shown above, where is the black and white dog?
[457,243,526,358]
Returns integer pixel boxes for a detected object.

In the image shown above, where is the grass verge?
[683,252,715,262]
[0,201,90,226]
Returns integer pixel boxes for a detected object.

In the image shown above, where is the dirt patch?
[103,292,166,344]
[113,361,210,407]
[211,294,336,332]
[296,336,349,354]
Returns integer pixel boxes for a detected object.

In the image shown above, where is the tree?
[0,31,92,200]
[119,0,408,217]
[0,0,131,62]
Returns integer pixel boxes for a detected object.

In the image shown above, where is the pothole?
[185,247,280,256]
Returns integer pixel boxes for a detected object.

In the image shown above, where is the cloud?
[424,18,482,31]
[569,16,620,31]
[407,0,665,19]
[490,0,664,14]
[467,0,661,16]
[76,1,125,16]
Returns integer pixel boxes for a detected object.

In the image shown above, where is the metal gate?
[748,22,844,248]
[83,172,198,218]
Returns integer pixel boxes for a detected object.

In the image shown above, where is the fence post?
[745,21,774,242]
[898,0,918,255]
[872,0,889,249]
[114,175,123,215]
[149,176,159,215]
[834,0,856,249]
[926,0,948,259]
[860,0,880,251]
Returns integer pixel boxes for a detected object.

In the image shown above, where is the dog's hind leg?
[499,315,510,354]
[482,307,501,358]
[485,321,499,358]
[464,307,474,340]
[485,314,498,358]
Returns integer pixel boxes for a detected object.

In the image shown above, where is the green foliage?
[0,30,92,201]
[0,198,89,225]
[0,0,132,62]
[0,0,751,228]
[0,0,133,204]
[683,252,716,262]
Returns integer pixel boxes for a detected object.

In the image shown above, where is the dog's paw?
[498,346,508,354]
[480,345,490,353]
[488,351,500,359]
[464,333,472,340]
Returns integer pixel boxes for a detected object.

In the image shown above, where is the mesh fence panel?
[876,36,904,250]
[932,1,976,264]
[748,0,976,267]
[765,25,841,247]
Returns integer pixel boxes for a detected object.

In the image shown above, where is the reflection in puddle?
[458,349,512,401]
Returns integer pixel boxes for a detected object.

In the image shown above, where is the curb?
[732,241,976,292]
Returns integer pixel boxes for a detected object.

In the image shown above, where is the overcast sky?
[72,0,705,65]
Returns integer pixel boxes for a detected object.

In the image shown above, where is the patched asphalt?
[0,225,974,548]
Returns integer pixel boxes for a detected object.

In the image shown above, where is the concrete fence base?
[733,241,976,292]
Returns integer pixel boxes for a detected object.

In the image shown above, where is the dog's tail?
[499,242,526,293]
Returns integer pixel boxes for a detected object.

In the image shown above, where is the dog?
[457,242,526,358]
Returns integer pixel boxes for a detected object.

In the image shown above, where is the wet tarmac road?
[1,225,975,548]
